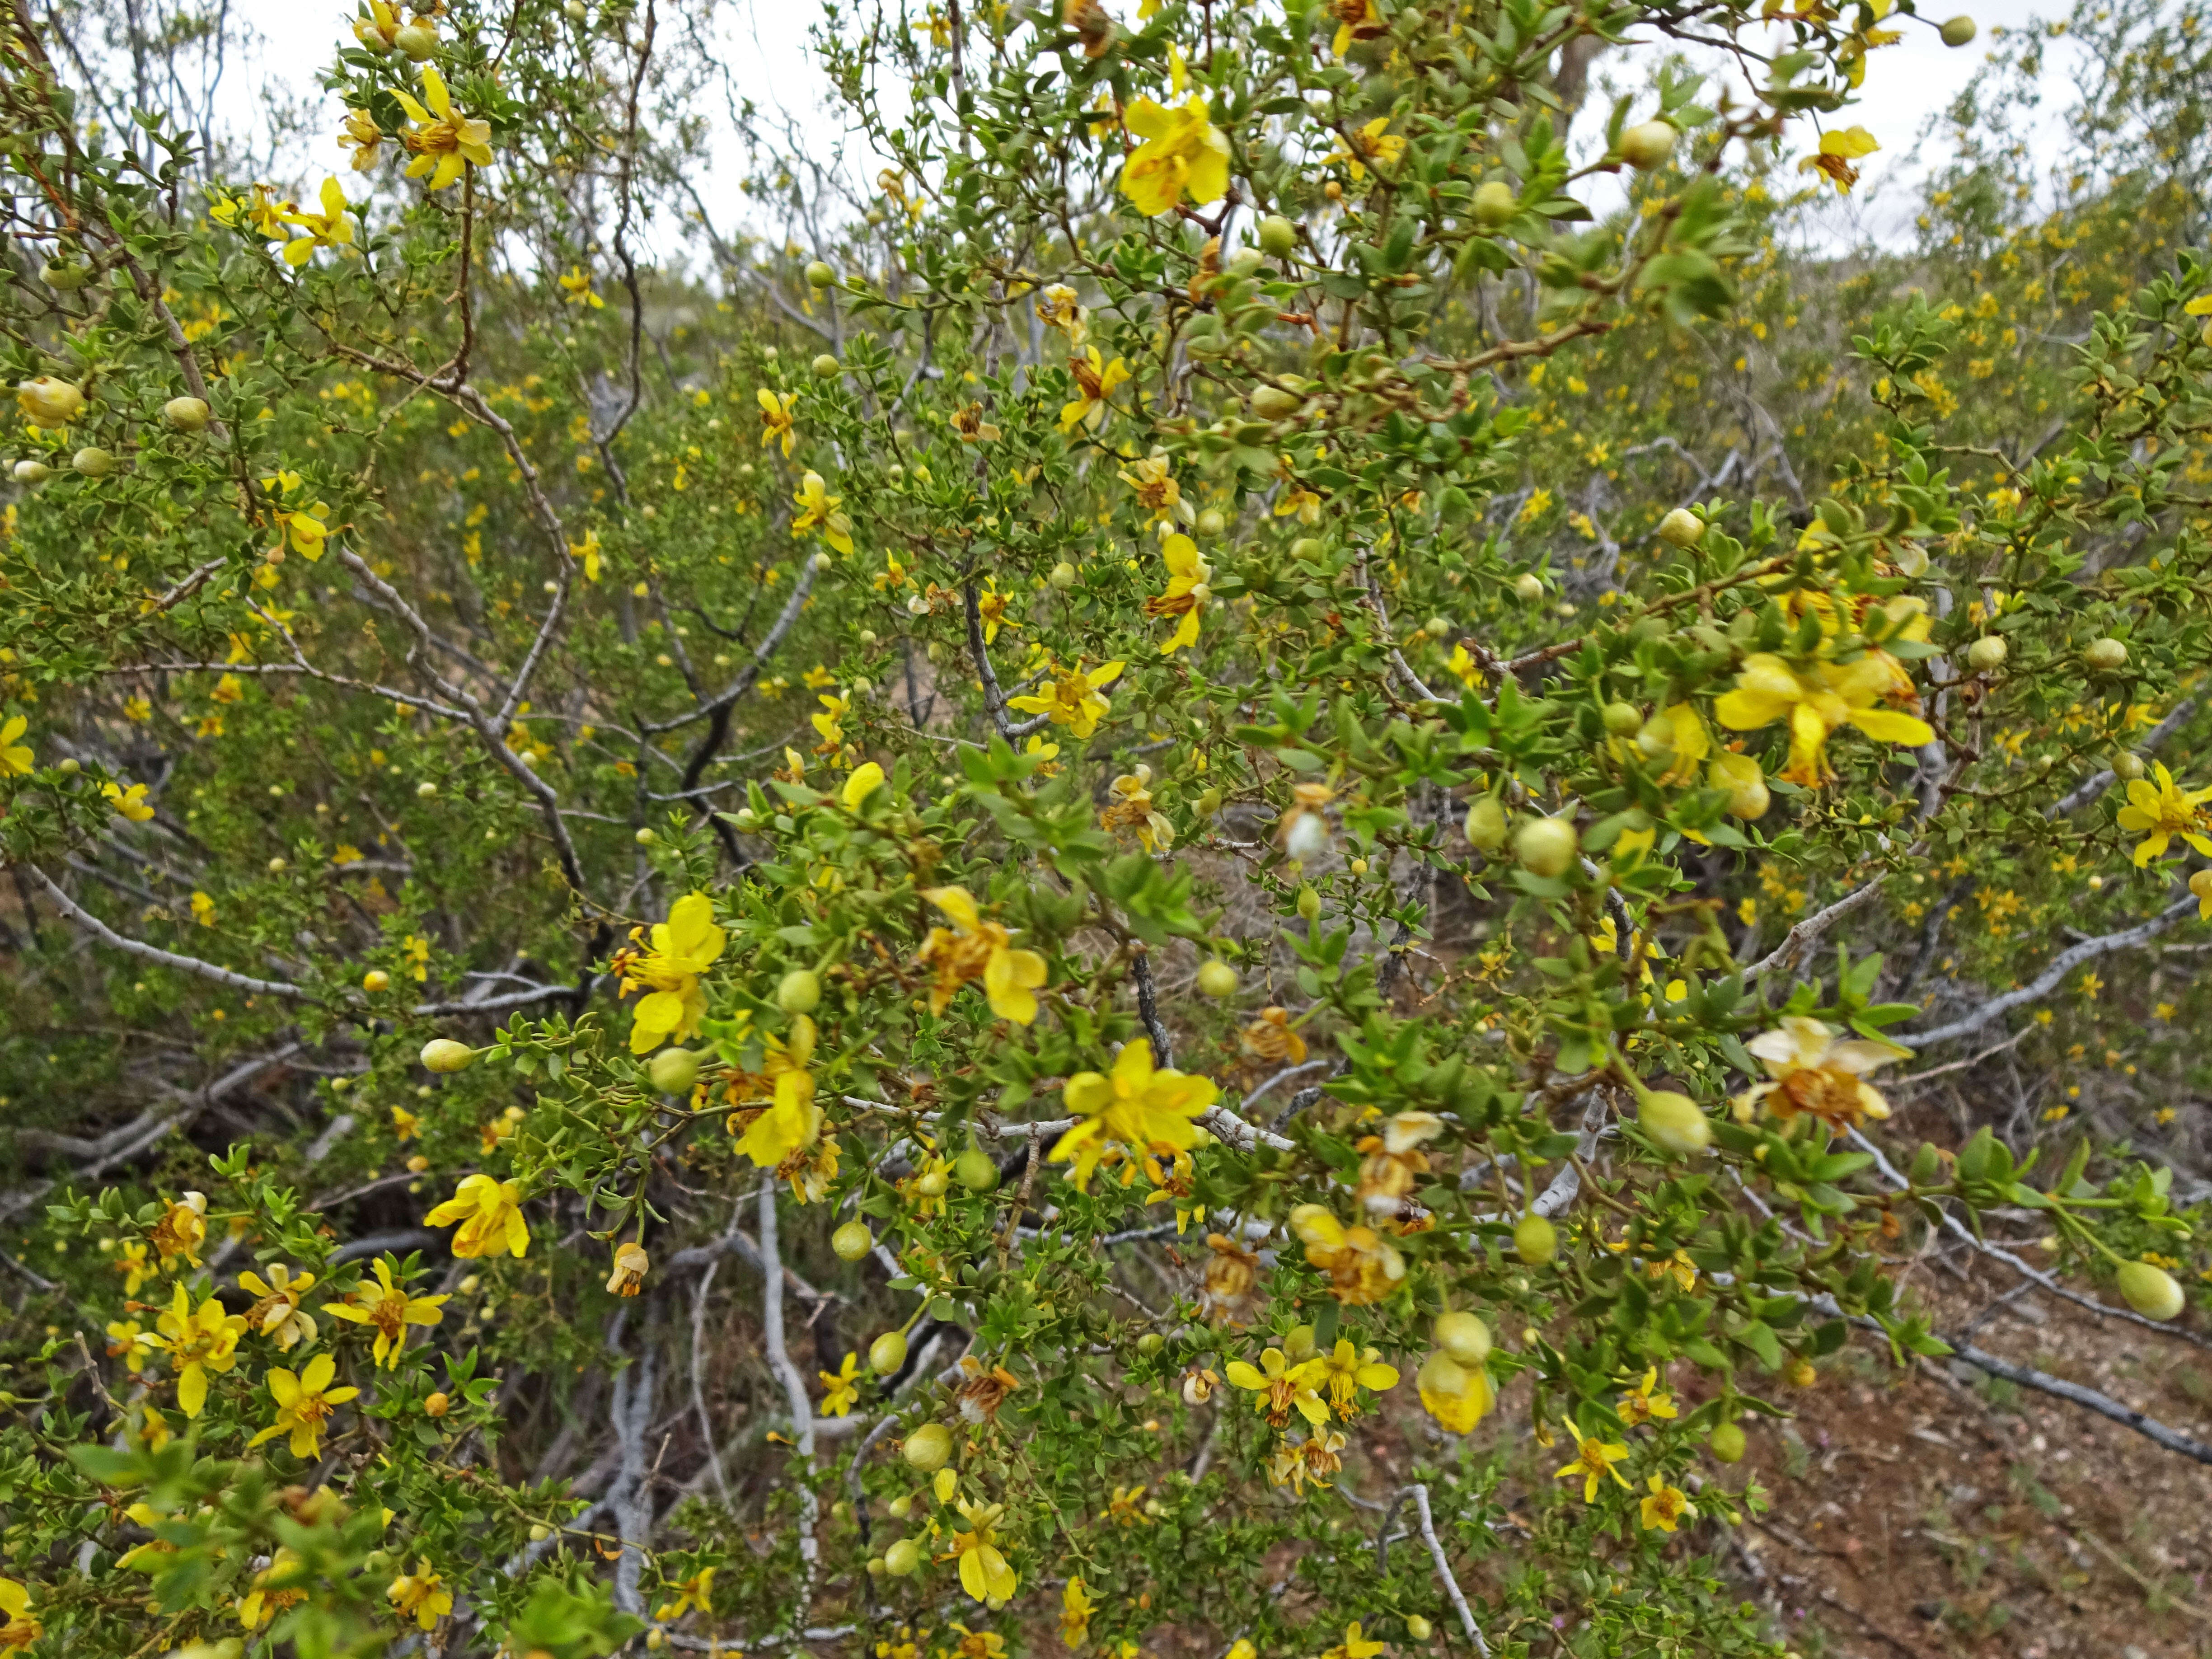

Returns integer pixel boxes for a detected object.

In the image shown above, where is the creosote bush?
[6,0,2212,1654]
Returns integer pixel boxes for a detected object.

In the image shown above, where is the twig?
[1742,875,1890,983]
[20,864,308,998]
[1409,1483,1490,1656]
[1132,950,1173,1069]
[758,1182,822,1623]
[1947,1339,2212,1464]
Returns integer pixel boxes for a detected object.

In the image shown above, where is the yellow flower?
[1143,533,1209,655]
[392,65,494,191]
[813,691,849,751]
[1287,1204,1405,1304]
[337,108,384,170]
[353,0,400,51]
[657,1566,716,1621]
[150,1191,208,1266]
[1322,1622,1386,1659]
[238,1547,309,1631]
[280,177,355,266]
[947,1498,1019,1603]
[1008,658,1124,738]
[1639,1474,1696,1532]
[0,1579,42,1655]
[325,1256,451,1365]
[558,264,606,307]
[0,716,33,776]
[391,1104,419,1141]
[819,1350,862,1416]
[153,1281,247,1417]
[918,885,1049,1024]
[1049,1040,1218,1191]
[976,578,1017,644]
[1713,652,1932,784]
[1734,1017,1905,1129]
[1634,703,1710,785]
[1119,97,1230,217]
[1331,117,1405,182]
[1415,1351,1493,1433]
[1309,1339,1399,1413]
[103,787,156,827]
[735,1061,824,1170]
[211,182,290,240]
[2115,763,2212,864]
[606,1241,650,1296]
[1061,1575,1097,1648]
[1617,1367,1677,1428]
[792,470,855,554]
[113,1240,153,1293]
[387,1560,454,1631]
[1037,282,1087,342]
[571,528,604,581]
[1223,1345,1329,1429]
[238,1261,319,1350]
[106,1319,151,1374]
[1330,0,1384,53]
[423,1173,531,1259]
[1800,125,1879,193]
[1274,486,1321,525]
[249,1351,360,1459]
[758,388,798,456]
[617,892,727,1054]
[190,890,217,928]
[1060,347,1130,433]
[1553,1420,1632,1501]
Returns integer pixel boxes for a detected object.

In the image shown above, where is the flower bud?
[832,1220,874,1261]
[1433,1310,1491,1366]
[1966,635,2007,672]
[1463,796,1508,851]
[634,826,657,845]
[1196,959,1239,998]
[900,1422,952,1471]
[1656,506,1703,547]
[1617,120,1677,171]
[1639,1089,1712,1157]
[394,20,439,57]
[778,968,823,1014]
[42,259,92,290]
[17,376,86,427]
[648,1047,701,1096]
[1295,883,1322,921]
[529,1522,552,1541]
[916,1169,949,1198]
[2118,1259,2184,1321]
[1195,506,1228,537]
[362,969,391,993]
[1282,1324,1317,1362]
[420,1039,476,1074]
[806,260,835,288]
[1285,811,1329,862]
[417,780,439,798]
[887,1493,913,1518]
[424,1391,450,1417]
[164,394,211,431]
[1249,385,1301,420]
[12,459,52,484]
[1290,536,1325,563]
[1515,815,1578,878]
[1710,752,1770,821]
[1472,179,1517,226]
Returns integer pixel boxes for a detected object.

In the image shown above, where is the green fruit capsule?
[420,1038,477,1074]
[832,1220,874,1261]
[1940,13,1976,45]
[1639,1089,1712,1157]
[953,1148,998,1191]
[647,1047,702,1096]
[811,353,842,378]
[778,968,823,1014]
[2118,1259,2184,1321]
[1514,1212,1557,1265]
[1463,796,1508,852]
[1196,959,1239,998]
[1258,215,1297,258]
[1709,1420,1746,1463]
[884,1537,921,1575]
[806,260,835,288]
[1472,179,1517,227]
[1601,700,1643,736]
[901,1422,952,1471]
[1515,815,1578,878]
[869,1330,910,1375]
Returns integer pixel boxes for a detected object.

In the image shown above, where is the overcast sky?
[234,0,2081,251]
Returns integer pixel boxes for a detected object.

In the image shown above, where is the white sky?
[231,0,2081,249]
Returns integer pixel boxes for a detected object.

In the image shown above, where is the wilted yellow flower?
[1415,1350,1493,1433]
[337,108,384,170]
[606,1241,650,1297]
[1287,1204,1404,1304]
[1800,125,1879,193]
[918,885,1049,1024]
[238,1261,318,1350]
[1734,1017,1905,1129]
[1060,347,1129,433]
[150,1191,207,1266]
